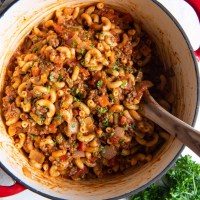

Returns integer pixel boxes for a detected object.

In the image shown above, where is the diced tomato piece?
[72,109,79,117]
[78,142,87,151]
[43,94,50,99]
[99,95,110,107]
[80,68,90,77]
[32,66,41,76]
[108,157,118,167]
[120,116,129,125]
[66,59,80,68]
[73,166,88,178]
[111,135,119,145]
[60,155,67,161]
[53,24,63,34]
[48,124,57,134]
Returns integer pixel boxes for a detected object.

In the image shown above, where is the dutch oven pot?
[0,0,199,199]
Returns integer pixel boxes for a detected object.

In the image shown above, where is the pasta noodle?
[2,2,172,180]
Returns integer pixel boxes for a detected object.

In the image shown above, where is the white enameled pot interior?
[0,0,198,199]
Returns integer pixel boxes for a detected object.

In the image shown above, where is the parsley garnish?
[124,124,129,130]
[68,89,74,93]
[73,97,80,102]
[112,65,119,71]
[57,75,63,82]
[102,119,109,128]
[110,132,115,137]
[131,125,136,130]
[98,107,108,114]
[52,138,57,144]
[81,48,85,55]
[49,75,55,82]
[57,113,62,119]
[101,148,106,154]
[80,60,85,66]
[121,80,127,88]
[90,44,95,48]
[32,36,38,42]
[130,155,200,200]
[33,47,38,53]
[84,33,88,39]
[71,123,76,128]
[100,32,105,37]
[70,140,76,147]
[72,41,77,47]
[116,59,120,66]
[97,80,103,88]
[93,150,98,155]
[76,89,80,94]
[30,134,37,138]
[90,66,95,71]
[47,85,51,93]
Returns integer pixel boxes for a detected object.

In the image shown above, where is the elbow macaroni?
[2,2,171,180]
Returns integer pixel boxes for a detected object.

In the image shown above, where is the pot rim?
[0,0,199,199]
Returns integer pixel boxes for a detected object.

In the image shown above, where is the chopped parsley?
[102,119,109,128]
[30,134,37,138]
[100,32,105,37]
[57,113,62,119]
[72,41,77,47]
[124,124,129,130]
[32,36,38,42]
[32,47,38,53]
[90,66,95,71]
[90,44,95,48]
[121,80,128,88]
[101,148,106,154]
[73,97,81,102]
[119,138,124,144]
[110,132,115,137]
[68,89,74,93]
[116,59,120,66]
[131,125,136,130]
[97,80,103,88]
[112,65,119,71]
[52,138,57,144]
[49,75,55,82]
[70,140,76,147]
[76,88,80,94]
[124,67,132,73]
[80,60,85,66]
[80,122,84,127]
[47,85,51,93]
[57,75,63,82]
[98,107,108,114]
[83,33,88,40]
[93,150,98,155]
[81,48,85,55]
[71,123,76,128]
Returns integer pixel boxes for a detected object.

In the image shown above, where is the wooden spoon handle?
[142,93,200,157]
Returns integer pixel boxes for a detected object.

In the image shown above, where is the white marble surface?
[0,0,200,199]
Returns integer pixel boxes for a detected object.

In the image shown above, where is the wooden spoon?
[141,91,200,157]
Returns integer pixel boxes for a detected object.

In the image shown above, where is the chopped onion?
[72,150,85,158]
[69,118,79,134]
[114,127,125,138]
[83,117,94,133]
[101,145,117,160]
